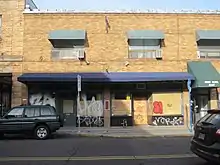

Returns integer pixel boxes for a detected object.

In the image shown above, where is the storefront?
[187,61,220,124]
[18,72,194,127]
[109,82,188,126]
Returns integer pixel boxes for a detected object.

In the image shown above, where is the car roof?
[13,105,52,108]
[207,109,220,114]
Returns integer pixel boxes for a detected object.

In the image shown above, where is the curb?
[57,131,193,138]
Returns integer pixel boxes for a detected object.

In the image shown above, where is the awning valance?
[48,30,86,40]
[187,61,220,88]
[18,72,194,83]
[196,30,220,41]
[127,30,164,40]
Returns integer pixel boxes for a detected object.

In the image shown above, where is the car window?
[41,107,56,116]
[198,113,212,123]
[7,107,24,118]
[24,107,40,117]
[204,114,220,125]
[198,113,220,125]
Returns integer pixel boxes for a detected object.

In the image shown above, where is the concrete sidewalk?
[58,126,194,138]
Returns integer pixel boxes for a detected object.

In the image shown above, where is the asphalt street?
[0,134,214,165]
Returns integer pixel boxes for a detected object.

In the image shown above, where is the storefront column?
[183,91,190,128]
[103,89,110,128]
[210,88,218,109]
[12,73,23,107]
[187,79,193,131]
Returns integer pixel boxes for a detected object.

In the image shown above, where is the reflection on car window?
[41,107,55,116]
[25,107,40,117]
[7,108,24,117]
[198,114,211,123]
[205,114,220,125]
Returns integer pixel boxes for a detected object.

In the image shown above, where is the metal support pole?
[187,79,193,132]
[77,91,81,132]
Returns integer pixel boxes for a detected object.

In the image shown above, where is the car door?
[22,106,40,131]
[0,107,25,132]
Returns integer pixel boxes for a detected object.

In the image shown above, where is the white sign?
[77,75,81,92]
[204,80,219,84]
[204,80,219,87]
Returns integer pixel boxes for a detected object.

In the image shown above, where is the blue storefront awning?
[17,72,194,83]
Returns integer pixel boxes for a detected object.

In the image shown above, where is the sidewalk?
[58,126,194,138]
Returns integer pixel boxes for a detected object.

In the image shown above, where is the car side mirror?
[3,115,8,119]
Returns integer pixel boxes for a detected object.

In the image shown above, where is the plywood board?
[63,100,74,113]
[112,100,131,116]
[133,99,148,125]
[152,93,181,115]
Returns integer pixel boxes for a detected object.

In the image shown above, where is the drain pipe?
[187,79,193,132]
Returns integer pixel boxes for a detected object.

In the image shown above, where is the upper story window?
[196,30,220,59]
[127,30,164,59]
[48,30,86,60]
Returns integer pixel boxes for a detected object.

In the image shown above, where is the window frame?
[197,44,220,59]
[40,106,56,116]
[24,107,40,118]
[128,39,162,59]
[5,107,25,118]
[51,39,85,60]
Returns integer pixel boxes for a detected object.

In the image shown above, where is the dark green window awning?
[127,30,164,40]
[196,30,220,42]
[187,61,220,88]
[48,30,86,40]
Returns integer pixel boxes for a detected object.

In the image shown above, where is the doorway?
[198,95,209,117]
[195,95,209,123]
[132,92,148,125]
[63,99,77,126]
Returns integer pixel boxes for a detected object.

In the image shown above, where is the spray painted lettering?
[153,101,163,114]
[77,94,104,127]
[152,115,184,126]
[29,93,56,108]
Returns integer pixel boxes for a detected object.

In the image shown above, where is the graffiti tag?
[152,116,184,126]
[153,101,163,114]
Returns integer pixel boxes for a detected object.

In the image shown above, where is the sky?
[33,0,220,11]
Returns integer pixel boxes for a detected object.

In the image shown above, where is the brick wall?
[0,0,24,106]
[22,13,220,73]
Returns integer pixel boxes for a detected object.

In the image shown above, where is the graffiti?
[111,116,133,126]
[136,114,144,124]
[77,94,104,127]
[29,93,56,108]
[121,119,128,128]
[152,115,184,126]
[153,101,163,114]
[77,116,104,127]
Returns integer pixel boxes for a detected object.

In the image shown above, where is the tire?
[34,125,50,140]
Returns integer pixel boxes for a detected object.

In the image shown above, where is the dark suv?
[0,105,64,140]
[190,109,220,163]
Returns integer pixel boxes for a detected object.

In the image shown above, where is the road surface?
[0,134,211,165]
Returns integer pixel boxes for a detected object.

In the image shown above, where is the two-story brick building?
[1,0,220,128]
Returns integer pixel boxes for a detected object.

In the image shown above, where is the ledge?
[23,9,220,14]
[0,55,23,62]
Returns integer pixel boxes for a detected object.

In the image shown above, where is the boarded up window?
[152,93,182,115]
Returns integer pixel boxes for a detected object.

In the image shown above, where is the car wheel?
[34,125,50,140]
